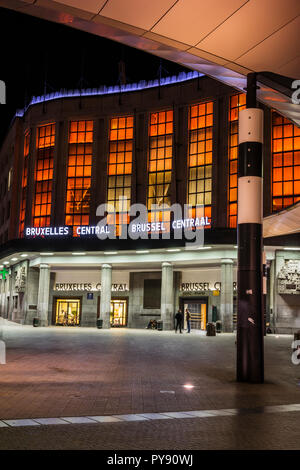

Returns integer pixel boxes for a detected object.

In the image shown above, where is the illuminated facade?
[0,74,299,332]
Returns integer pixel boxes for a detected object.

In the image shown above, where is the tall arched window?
[148,110,173,231]
[19,129,30,237]
[65,120,93,236]
[107,116,133,236]
[33,123,55,227]
[228,94,246,228]
[187,101,213,227]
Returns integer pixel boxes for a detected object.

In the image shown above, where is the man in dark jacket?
[185,308,191,333]
[175,309,183,333]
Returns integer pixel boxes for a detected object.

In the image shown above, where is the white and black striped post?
[236,73,264,383]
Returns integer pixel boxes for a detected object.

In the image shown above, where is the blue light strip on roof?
[15,71,203,118]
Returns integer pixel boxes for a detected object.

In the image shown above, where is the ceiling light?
[136,250,149,254]
[104,251,118,255]
[283,247,300,251]
[71,252,86,256]
[40,252,54,256]
[166,248,180,252]
[11,258,18,262]
[3,261,9,265]
[21,254,28,257]
[197,246,212,250]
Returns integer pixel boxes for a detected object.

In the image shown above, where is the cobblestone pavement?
[0,324,299,449]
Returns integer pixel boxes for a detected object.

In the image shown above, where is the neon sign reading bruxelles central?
[25,202,209,245]
[26,216,209,237]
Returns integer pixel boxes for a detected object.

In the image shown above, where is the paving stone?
[4,419,40,427]
[184,410,221,417]
[114,414,149,422]
[161,412,193,419]
[34,418,69,425]
[137,413,171,420]
[61,417,97,424]
[87,416,122,423]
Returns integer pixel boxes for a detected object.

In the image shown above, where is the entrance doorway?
[55,299,81,326]
[110,299,128,327]
[180,298,207,331]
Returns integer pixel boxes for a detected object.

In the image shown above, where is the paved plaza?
[0,322,299,449]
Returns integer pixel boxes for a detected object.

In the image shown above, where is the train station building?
[0,73,299,332]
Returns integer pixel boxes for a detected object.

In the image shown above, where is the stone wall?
[128,272,162,328]
[274,251,300,334]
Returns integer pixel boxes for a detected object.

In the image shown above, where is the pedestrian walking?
[185,308,191,333]
[175,309,183,333]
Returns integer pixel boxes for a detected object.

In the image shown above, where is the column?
[161,262,174,330]
[269,259,275,330]
[100,264,112,329]
[37,264,50,327]
[220,259,233,332]
[237,72,264,383]
[0,277,5,318]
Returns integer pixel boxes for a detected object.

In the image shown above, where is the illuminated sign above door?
[25,216,209,240]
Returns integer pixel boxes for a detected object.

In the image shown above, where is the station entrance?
[55,298,81,326]
[180,297,208,331]
[110,299,128,327]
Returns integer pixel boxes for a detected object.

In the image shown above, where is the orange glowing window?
[187,101,213,228]
[65,121,93,235]
[228,94,246,228]
[32,124,55,228]
[107,116,133,237]
[19,130,30,237]
[36,123,55,149]
[272,111,300,212]
[148,110,173,230]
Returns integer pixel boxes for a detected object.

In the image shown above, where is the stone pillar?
[161,262,174,330]
[37,264,50,327]
[269,259,275,329]
[100,264,112,329]
[0,278,5,318]
[220,259,233,332]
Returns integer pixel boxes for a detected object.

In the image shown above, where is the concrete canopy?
[1,0,300,125]
[263,201,300,238]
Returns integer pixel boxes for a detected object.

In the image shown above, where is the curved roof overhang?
[1,0,300,126]
[263,201,300,239]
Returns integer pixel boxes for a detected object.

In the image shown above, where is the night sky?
[0,7,188,145]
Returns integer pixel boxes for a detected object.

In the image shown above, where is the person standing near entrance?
[175,309,183,333]
[185,308,191,333]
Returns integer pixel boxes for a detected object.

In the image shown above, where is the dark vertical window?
[19,129,30,237]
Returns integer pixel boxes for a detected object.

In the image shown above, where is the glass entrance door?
[55,299,81,326]
[183,300,207,330]
[110,299,128,327]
